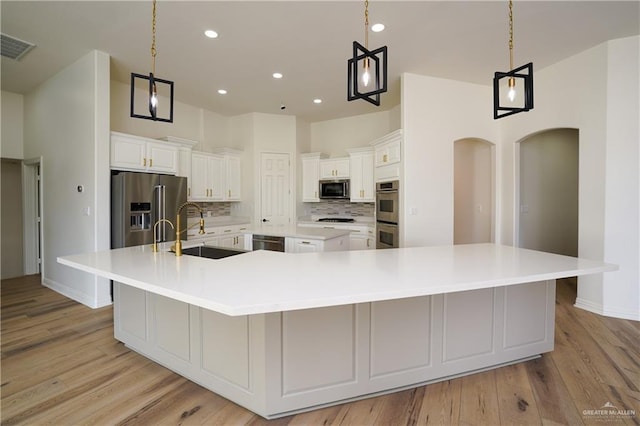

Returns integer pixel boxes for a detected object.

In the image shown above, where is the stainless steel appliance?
[111,171,187,249]
[376,180,399,249]
[376,222,399,249]
[319,179,350,199]
[252,234,285,252]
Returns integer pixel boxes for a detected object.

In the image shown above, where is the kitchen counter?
[59,243,614,316]
[58,243,616,419]
[244,224,352,240]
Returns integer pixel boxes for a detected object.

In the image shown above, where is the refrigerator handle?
[153,185,162,242]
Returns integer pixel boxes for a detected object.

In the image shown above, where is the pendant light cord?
[508,0,514,71]
[151,0,157,75]
[364,0,369,49]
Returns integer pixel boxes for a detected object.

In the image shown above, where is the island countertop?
[243,224,352,240]
[58,243,616,316]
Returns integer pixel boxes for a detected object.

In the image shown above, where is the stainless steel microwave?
[319,179,350,199]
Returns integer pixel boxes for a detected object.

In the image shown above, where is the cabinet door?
[350,235,374,250]
[319,160,336,179]
[210,155,224,201]
[147,142,178,174]
[302,158,320,202]
[226,155,242,201]
[190,154,211,201]
[349,152,374,202]
[320,158,350,179]
[386,140,401,164]
[334,158,350,178]
[111,136,146,171]
[294,239,321,253]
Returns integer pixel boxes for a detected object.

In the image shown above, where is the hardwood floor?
[1,275,638,425]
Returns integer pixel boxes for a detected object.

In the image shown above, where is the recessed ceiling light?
[272,72,283,79]
[371,23,385,32]
[313,99,322,104]
[204,30,219,39]
[218,89,227,95]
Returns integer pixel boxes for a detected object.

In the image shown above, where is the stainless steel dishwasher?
[252,234,285,252]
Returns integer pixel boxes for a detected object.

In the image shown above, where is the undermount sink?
[181,245,247,259]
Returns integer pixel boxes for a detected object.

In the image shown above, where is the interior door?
[260,153,291,226]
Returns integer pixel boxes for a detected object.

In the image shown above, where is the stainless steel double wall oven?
[376,180,399,249]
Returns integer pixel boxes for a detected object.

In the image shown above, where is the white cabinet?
[111,132,178,174]
[187,223,249,250]
[190,152,223,201]
[297,222,374,251]
[191,149,242,202]
[371,129,402,182]
[286,237,322,253]
[319,158,350,179]
[349,225,375,250]
[217,224,248,249]
[301,153,327,202]
[157,137,199,194]
[219,151,242,201]
[348,148,375,202]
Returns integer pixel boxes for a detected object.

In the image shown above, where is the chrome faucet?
[152,219,175,252]
[173,202,205,256]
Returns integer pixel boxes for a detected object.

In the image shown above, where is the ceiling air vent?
[1,33,36,61]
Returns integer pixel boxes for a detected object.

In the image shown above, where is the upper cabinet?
[111,132,178,174]
[216,148,242,202]
[190,149,242,202]
[301,153,328,202]
[190,152,222,201]
[319,158,350,179]
[348,148,375,202]
[371,129,403,182]
[156,136,199,182]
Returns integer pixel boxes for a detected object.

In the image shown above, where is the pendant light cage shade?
[493,62,534,119]
[347,41,388,106]
[130,0,174,123]
[130,72,174,122]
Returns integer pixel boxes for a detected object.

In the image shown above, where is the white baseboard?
[42,276,112,309]
[575,298,640,321]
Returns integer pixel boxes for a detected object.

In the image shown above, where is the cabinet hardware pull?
[224,229,231,233]
[367,239,370,247]
[149,158,153,167]
[143,157,147,167]
[228,189,231,197]
[301,241,311,244]
[188,188,190,197]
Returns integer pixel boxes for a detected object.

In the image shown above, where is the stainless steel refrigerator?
[111,171,187,248]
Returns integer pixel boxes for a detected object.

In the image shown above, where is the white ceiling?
[2,1,638,123]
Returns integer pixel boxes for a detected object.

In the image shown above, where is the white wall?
[519,129,578,256]
[23,50,111,308]
[1,91,24,159]
[310,109,397,157]
[454,138,493,244]
[500,36,639,320]
[110,80,231,151]
[401,73,499,247]
[602,36,639,319]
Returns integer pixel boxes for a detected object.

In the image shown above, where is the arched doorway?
[453,138,495,244]
[518,128,578,256]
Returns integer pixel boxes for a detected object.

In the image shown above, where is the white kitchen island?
[58,244,616,419]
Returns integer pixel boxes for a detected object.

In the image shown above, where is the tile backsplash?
[305,200,374,217]
[186,202,231,218]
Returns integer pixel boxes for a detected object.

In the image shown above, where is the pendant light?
[130,0,174,122]
[493,0,533,119]
[347,0,388,106]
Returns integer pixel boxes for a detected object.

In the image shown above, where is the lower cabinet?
[113,279,555,419]
[286,238,322,253]
[285,234,350,253]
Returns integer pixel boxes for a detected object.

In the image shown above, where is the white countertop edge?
[58,244,617,317]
